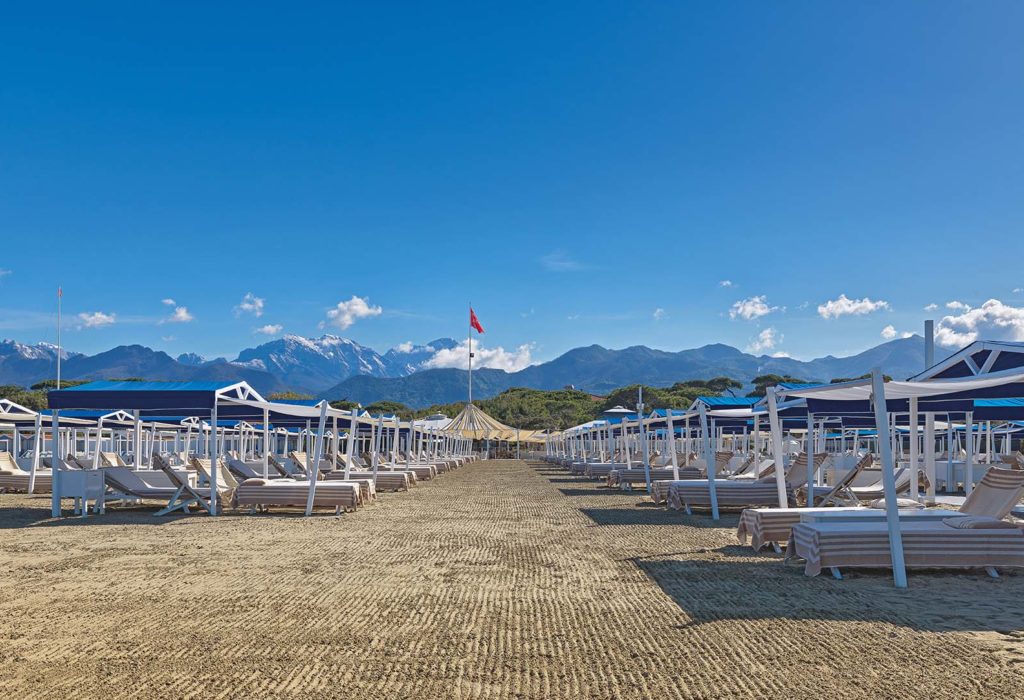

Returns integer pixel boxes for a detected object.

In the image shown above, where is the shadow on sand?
[634,553,1024,633]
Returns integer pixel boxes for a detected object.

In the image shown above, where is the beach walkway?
[1,459,1023,699]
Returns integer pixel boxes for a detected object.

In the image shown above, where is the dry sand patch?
[1,459,1022,699]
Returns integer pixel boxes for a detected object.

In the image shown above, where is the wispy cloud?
[653,308,666,321]
[324,295,383,330]
[540,250,584,272]
[160,305,194,324]
[718,279,733,288]
[161,298,176,306]
[746,327,780,353]
[923,303,939,311]
[817,294,890,320]
[254,323,282,335]
[235,292,265,318]
[729,295,781,321]
[77,311,116,329]
[425,340,534,372]
[0,268,11,280]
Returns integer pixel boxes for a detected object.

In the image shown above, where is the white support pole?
[29,414,42,494]
[698,402,718,520]
[924,412,936,503]
[133,410,142,470]
[805,412,815,506]
[871,368,908,589]
[964,411,974,494]
[303,401,329,516]
[666,410,679,480]
[262,408,270,479]
[50,410,61,517]
[766,388,788,508]
[908,397,919,502]
[209,401,219,516]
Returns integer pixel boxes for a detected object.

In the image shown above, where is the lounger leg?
[985,566,1000,579]
[830,567,843,581]
[772,542,782,555]
[684,503,692,516]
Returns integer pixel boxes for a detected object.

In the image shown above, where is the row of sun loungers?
[1,446,473,516]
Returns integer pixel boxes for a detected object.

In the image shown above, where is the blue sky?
[2,2,1024,368]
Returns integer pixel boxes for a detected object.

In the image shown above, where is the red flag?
[470,307,485,334]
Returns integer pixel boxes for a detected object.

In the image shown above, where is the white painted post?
[209,401,219,516]
[924,412,936,504]
[698,402,718,519]
[666,410,679,480]
[871,368,908,589]
[909,397,919,502]
[766,388,788,508]
[965,412,974,494]
[805,412,815,505]
[50,410,61,517]
[304,401,329,516]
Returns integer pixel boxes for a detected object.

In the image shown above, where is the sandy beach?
[2,459,1023,699]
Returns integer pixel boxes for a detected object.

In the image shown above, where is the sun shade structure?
[445,403,540,441]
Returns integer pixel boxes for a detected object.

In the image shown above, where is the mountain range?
[320,335,947,407]
[0,333,950,408]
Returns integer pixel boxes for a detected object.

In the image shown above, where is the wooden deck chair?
[153,455,212,515]
[804,453,875,506]
[99,451,129,467]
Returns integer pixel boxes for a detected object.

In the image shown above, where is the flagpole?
[468,302,473,405]
[56,286,62,389]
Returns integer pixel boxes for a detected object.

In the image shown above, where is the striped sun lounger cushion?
[608,467,701,487]
[234,479,361,511]
[737,507,867,552]
[786,520,1024,577]
[667,480,791,511]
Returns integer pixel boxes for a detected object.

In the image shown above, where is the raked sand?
[1,459,1023,699]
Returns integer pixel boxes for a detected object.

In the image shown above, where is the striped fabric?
[234,480,360,512]
[786,520,1024,577]
[667,480,791,512]
[961,468,1024,519]
[607,467,701,487]
[0,451,52,492]
[737,507,867,552]
[326,470,410,492]
[585,463,616,480]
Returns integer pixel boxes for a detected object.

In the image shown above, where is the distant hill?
[321,335,949,407]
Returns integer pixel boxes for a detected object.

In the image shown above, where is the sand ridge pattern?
[1,459,1023,699]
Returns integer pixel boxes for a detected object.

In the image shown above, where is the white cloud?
[718,280,733,288]
[254,324,283,335]
[161,306,194,324]
[77,311,116,329]
[0,268,11,279]
[235,292,265,317]
[817,294,890,320]
[729,295,780,321]
[924,303,939,312]
[161,335,176,342]
[771,351,791,358]
[567,314,580,321]
[881,324,898,340]
[902,331,914,339]
[425,340,534,372]
[325,295,383,330]
[394,341,416,353]
[161,298,176,306]
[540,250,583,272]
[746,327,780,353]
[946,300,971,311]
[934,298,1024,348]
[653,308,666,321]
[1014,288,1023,294]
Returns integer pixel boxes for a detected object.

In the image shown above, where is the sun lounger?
[0,451,52,493]
[233,478,361,513]
[607,466,700,488]
[739,467,1024,553]
[102,466,184,503]
[665,455,821,514]
[291,452,375,502]
[99,451,130,468]
[785,519,1024,578]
